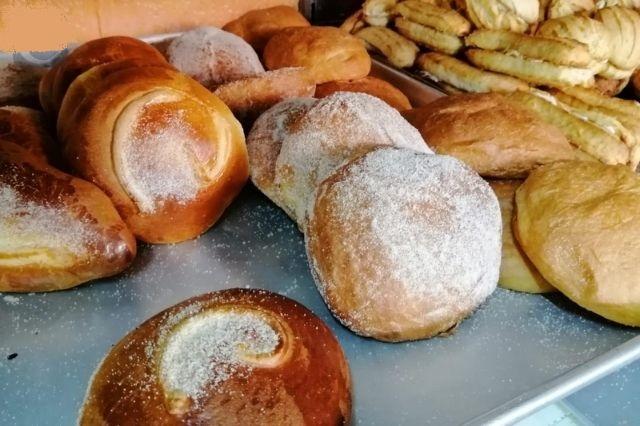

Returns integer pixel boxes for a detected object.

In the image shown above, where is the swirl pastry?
[595,7,640,75]
[306,147,501,342]
[80,288,351,425]
[0,141,136,293]
[39,36,168,118]
[57,64,248,244]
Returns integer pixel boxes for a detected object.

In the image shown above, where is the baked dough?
[315,76,411,111]
[515,161,640,326]
[306,147,501,341]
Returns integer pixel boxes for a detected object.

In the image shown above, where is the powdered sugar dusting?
[0,185,98,256]
[168,27,265,89]
[158,310,279,399]
[274,92,432,226]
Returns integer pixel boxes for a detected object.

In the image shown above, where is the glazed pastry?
[306,147,501,341]
[80,288,351,425]
[0,141,136,292]
[57,64,248,243]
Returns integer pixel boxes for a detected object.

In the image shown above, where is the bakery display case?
[2,1,640,424]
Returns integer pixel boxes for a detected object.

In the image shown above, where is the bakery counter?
[1,185,638,425]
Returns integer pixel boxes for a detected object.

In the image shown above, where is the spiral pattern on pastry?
[58,64,248,243]
[79,288,351,425]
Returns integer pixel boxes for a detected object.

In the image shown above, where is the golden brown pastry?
[541,0,595,19]
[402,93,575,178]
[39,36,168,118]
[57,64,248,244]
[595,7,640,73]
[247,92,430,228]
[593,76,629,96]
[0,106,57,164]
[213,68,316,123]
[363,0,398,26]
[306,147,501,341]
[264,26,371,84]
[395,0,471,36]
[80,288,351,425]
[0,141,136,293]
[315,76,412,111]
[515,161,640,326]
[222,6,309,54]
[340,9,368,34]
[167,27,265,90]
[489,180,554,293]
[395,17,464,55]
[355,26,419,68]
[416,52,529,93]
[457,0,540,33]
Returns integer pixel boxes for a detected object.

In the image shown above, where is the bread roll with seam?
[58,64,248,244]
[0,141,136,293]
[264,26,371,84]
[315,76,412,111]
[222,6,310,54]
[402,93,575,178]
[247,92,431,228]
[80,288,351,425]
[306,147,501,341]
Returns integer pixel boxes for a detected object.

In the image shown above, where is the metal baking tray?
[2,46,640,426]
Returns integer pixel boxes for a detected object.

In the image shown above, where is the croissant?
[57,64,248,243]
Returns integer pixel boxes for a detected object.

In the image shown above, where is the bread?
[0,106,57,164]
[594,76,629,96]
[57,64,248,244]
[363,0,398,26]
[39,36,169,117]
[306,147,501,342]
[247,92,430,228]
[457,0,539,33]
[416,52,529,93]
[595,7,640,73]
[355,26,419,68]
[264,26,371,84]
[340,9,368,34]
[0,0,299,52]
[394,17,464,55]
[515,161,640,326]
[489,180,554,293]
[315,76,412,111]
[402,93,575,178]
[0,62,47,108]
[541,0,595,19]
[633,71,640,98]
[395,0,471,36]
[222,6,310,54]
[213,68,316,123]
[0,141,136,292]
[167,27,265,90]
[80,288,351,425]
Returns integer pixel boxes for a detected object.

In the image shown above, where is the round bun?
[263,26,371,84]
[0,141,136,292]
[223,6,310,53]
[0,106,57,164]
[307,148,501,341]
[80,288,351,425]
[39,36,168,117]
[402,93,575,178]
[58,64,248,244]
[515,161,640,326]
[247,92,430,228]
[489,179,554,294]
[214,68,316,123]
[315,76,411,111]
[167,27,265,90]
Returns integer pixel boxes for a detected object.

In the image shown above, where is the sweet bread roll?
[248,92,430,227]
[0,62,46,108]
[457,0,539,33]
[213,68,316,123]
[0,106,57,164]
[39,36,168,118]
[263,26,371,84]
[307,147,501,341]
[247,98,316,220]
[489,180,554,293]
[80,288,351,424]
[355,26,419,68]
[167,27,265,90]
[515,161,640,326]
[363,0,398,26]
[402,93,575,178]
[58,65,248,244]
[0,141,136,293]
[315,76,412,111]
[222,6,310,54]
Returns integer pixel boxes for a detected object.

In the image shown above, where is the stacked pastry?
[247,92,502,341]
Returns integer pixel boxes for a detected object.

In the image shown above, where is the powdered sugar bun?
[276,91,432,227]
[247,97,317,221]
[306,147,501,342]
[167,27,265,90]
[80,288,351,425]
